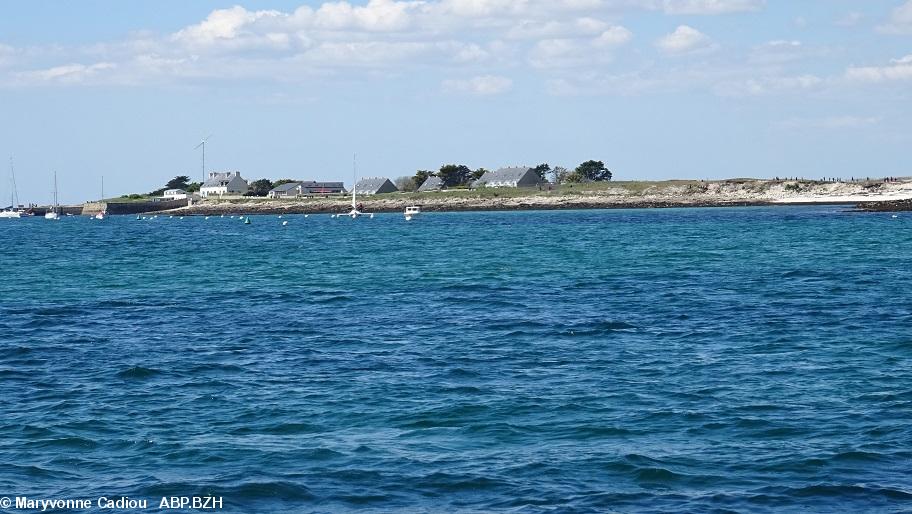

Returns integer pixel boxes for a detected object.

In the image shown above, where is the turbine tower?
[194,134,212,181]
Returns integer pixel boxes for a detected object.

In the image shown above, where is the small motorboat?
[404,206,421,221]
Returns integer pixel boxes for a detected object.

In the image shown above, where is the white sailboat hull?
[45,212,59,220]
[0,211,21,218]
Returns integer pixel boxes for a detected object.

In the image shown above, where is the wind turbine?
[194,134,212,181]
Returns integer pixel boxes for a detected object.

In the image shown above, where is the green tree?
[413,170,433,189]
[395,176,417,192]
[471,168,489,181]
[564,171,585,183]
[186,182,201,193]
[247,178,274,196]
[576,160,612,181]
[530,163,550,182]
[437,164,472,187]
[165,175,191,190]
[551,166,569,184]
[273,179,297,187]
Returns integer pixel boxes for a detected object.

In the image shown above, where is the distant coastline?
[155,178,912,216]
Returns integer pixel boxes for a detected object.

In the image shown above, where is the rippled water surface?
[1,207,911,512]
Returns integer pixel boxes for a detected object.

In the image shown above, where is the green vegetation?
[166,176,191,190]
[437,164,472,187]
[247,179,274,196]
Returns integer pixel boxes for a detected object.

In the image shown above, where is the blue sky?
[1,0,911,204]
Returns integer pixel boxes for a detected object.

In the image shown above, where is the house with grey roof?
[473,167,540,188]
[354,177,398,195]
[200,171,248,198]
[268,181,347,198]
[417,176,444,192]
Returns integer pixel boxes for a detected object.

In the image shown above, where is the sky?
[0,0,911,204]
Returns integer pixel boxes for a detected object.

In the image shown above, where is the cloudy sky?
[1,0,911,203]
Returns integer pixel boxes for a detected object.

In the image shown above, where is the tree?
[437,164,472,187]
[471,168,489,181]
[247,179,274,196]
[395,176,417,192]
[530,163,550,183]
[576,160,612,181]
[564,171,585,183]
[551,166,569,184]
[273,179,297,187]
[413,170,433,189]
[165,175,191,190]
[186,182,201,193]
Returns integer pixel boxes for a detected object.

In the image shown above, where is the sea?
[1,206,910,513]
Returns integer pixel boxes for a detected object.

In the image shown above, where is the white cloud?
[528,28,630,68]
[661,0,764,15]
[505,17,609,40]
[877,0,912,34]
[655,25,715,55]
[172,6,289,49]
[442,74,513,94]
[845,55,912,82]
[713,74,822,96]
[14,62,116,84]
[593,26,634,47]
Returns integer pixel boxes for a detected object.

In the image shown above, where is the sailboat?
[45,171,60,220]
[0,157,21,218]
[347,183,363,219]
[344,154,372,219]
[94,176,107,220]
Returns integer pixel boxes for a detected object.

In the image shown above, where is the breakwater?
[81,199,188,215]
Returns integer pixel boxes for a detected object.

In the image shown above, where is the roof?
[269,182,303,193]
[202,172,244,188]
[354,177,396,192]
[164,189,186,194]
[479,167,534,183]
[418,176,444,191]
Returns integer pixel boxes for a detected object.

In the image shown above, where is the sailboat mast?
[53,171,58,213]
[9,156,17,209]
[352,153,357,210]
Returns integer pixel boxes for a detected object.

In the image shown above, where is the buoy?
[369,213,374,219]
[304,214,309,218]
[244,217,251,225]
[282,221,289,226]
[136,215,140,220]
[892,215,898,219]
[205,216,210,220]
[278,215,283,219]
[180,216,184,220]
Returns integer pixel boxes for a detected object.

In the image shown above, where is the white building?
[163,189,189,200]
[200,172,248,198]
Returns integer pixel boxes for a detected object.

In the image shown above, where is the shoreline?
[157,197,910,216]
[80,178,911,216]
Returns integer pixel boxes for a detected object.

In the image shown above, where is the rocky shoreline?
[155,179,912,216]
[164,197,778,216]
[855,199,912,212]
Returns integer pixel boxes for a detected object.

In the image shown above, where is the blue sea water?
[1,207,911,513]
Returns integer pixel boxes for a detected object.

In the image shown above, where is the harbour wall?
[81,199,189,215]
